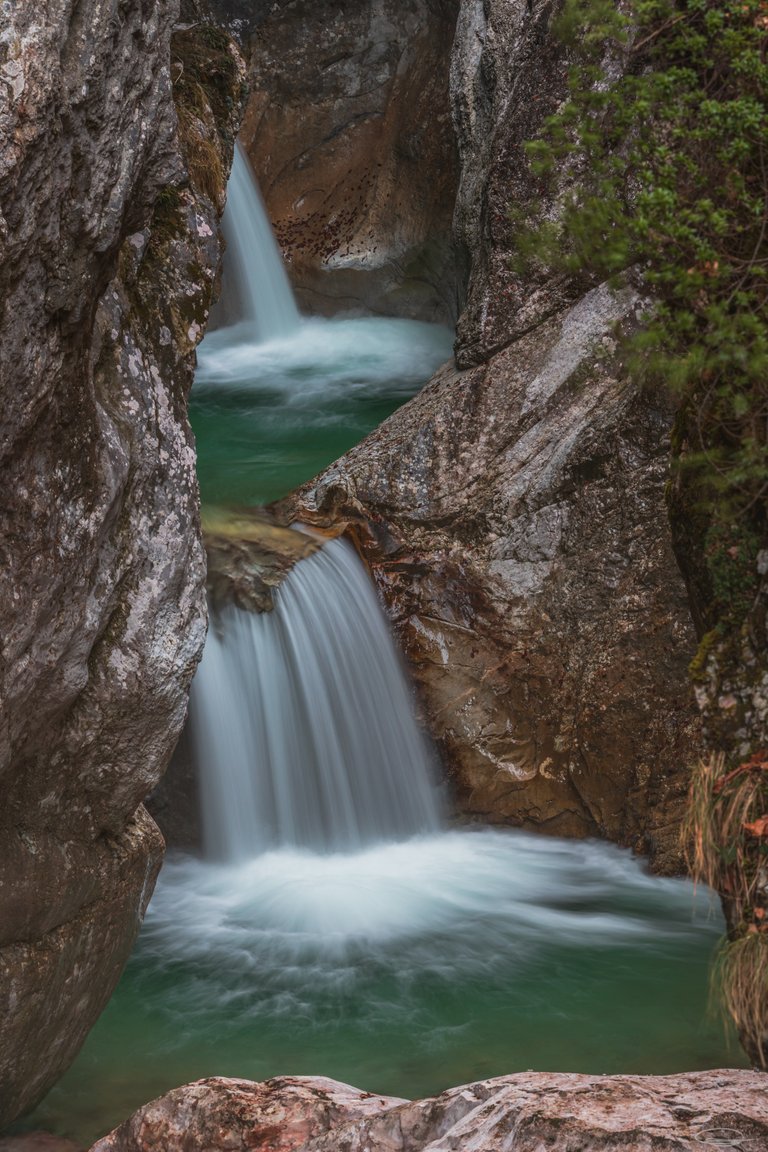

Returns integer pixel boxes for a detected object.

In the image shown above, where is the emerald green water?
[190,315,454,506]
[17,310,744,1147]
[191,387,400,506]
[22,832,742,1144]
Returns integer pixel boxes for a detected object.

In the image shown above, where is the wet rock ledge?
[203,508,321,614]
[90,1071,768,1152]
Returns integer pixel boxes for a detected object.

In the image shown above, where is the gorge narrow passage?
[190,144,454,506]
[18,142,746,1146]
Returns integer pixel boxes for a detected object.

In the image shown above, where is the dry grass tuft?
[684,753,724,892]
[685,752,768,921]
[684,751,768,1065]
[714,933,768,1068]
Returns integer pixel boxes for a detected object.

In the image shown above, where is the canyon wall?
[239,0,460,322]
[285,0,702,871]
[0,1,243,1126]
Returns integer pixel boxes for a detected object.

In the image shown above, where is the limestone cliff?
[285,0,702,870]
[0,1,244,1127]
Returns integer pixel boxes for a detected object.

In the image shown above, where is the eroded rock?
[203,508,321,614]
[0,1,243,1126]
[281,0,702,870]
[89,1071,768,1151]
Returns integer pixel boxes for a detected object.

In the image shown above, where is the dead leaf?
[743,815,768,837]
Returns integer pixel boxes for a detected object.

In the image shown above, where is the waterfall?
[191,537,442,862]
[218,141,300,341]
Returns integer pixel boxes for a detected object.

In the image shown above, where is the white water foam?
[140,829,720,1024]
[195,314,453,401]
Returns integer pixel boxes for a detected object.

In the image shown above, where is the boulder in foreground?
[90,1070,768,1151]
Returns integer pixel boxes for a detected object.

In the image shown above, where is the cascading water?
[21,142,744,1145]
[191,537,441,861]
[191,149,454,508]
[192,149,445,862]
[216,142,300,340]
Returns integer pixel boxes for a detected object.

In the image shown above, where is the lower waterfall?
[23,539,737,1144]
[191,537,441,861]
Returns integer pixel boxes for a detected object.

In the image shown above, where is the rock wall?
[239,0,460,322]
[90,1071,768,1152]
[0,1,243,1127]
[284,0,702,870]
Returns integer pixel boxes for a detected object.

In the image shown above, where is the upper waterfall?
[218,142,301,342]
[191,537,443,862]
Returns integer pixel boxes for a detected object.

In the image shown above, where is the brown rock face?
[281,0,702,870]
[90,1071,768,1152]
[239,0,460,322]
[203,508,321,614]
[0,1,243,1127]
[287,291,700,868]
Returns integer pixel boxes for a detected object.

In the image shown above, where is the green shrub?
[515,0,768,566]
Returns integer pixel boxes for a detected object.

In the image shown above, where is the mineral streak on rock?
[0,0,243,1127]
[89,1071,768,1152]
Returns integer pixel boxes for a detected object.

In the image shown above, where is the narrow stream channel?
[19,144,745,1146]
[191,144,453,506]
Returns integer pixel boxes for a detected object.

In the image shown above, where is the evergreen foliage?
[516,0,768,1064]
[515,0,767,558]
